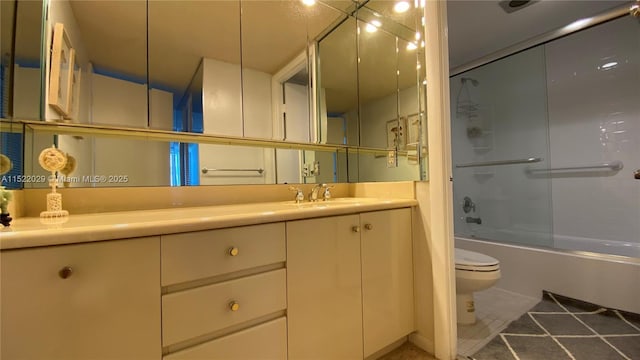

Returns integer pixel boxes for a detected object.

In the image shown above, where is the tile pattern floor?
[378,342,437,360]
[457,287,540,357]
[471,291,640,360]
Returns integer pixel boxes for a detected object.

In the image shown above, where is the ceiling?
[447,0,630,70]
[69,0,350,92]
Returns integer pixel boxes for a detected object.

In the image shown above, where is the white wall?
[12,65,40,119]
[199,144,271,186]
[545,17,639,250]
[91,74,147,127]
[202,58,243,136]
[200,58,273,185]
[243,68,273,139]
[90,75,172,187]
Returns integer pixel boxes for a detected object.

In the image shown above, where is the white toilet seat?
[455,248,500,272]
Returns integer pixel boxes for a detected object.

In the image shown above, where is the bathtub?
[456,237,640,314]
[553,234,640,259]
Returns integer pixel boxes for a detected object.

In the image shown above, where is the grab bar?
[455,157,542,168]
[527,160,623,173]
[201,168,265,175]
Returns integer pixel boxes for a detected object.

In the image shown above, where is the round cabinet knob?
[364,223,373,230]
[352,226,360,233]
[228,247,239,257]
[58,266,73,279]
[229,301,240,312]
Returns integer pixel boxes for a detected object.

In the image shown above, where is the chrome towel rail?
[527,160,623,173]
[201,168,265,175]
[455,157,542,168]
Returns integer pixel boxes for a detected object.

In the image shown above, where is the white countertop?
[0,198,417,250]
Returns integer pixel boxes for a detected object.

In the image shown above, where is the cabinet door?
[361,208,414,357]
[164,317,287,360]
[1,237,161,360]
[286,215,363,359]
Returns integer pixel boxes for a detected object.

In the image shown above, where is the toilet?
[455,248,501,325]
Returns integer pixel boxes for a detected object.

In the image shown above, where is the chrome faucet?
[288,186,305,203]
[322,184,335,201]
[309,183,326,202]
[465,216,482,225]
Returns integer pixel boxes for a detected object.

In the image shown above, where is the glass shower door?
[450,46,553,248]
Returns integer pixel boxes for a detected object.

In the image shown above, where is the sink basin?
[279,198,386,209]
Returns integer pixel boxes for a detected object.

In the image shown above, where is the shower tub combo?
[450,4,640,314]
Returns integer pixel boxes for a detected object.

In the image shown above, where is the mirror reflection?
[4,0,427,189]
[20,123,349,188]
[3,0,44,120]
[318,16,358,146]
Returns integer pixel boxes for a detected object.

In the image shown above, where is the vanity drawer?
[162,269,286,346]
[161,223,285,286]
[163,317,287,360]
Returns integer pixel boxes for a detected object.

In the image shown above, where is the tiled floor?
[378,342,437,360]
[457,287,540,357]
[472,291,640,360]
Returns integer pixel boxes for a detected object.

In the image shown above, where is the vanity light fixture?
[406,42,418,51]
[394,1,410,13]
[301,0,316,6]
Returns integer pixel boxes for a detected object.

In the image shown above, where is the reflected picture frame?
[386,118,407,150]
[406,113,421,145]
[48,23,75,118]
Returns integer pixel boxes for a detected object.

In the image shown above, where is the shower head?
[461,77,479,86]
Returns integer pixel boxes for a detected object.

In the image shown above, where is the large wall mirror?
[1,0,427,189]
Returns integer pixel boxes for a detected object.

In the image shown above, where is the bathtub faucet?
[465,216,482,225]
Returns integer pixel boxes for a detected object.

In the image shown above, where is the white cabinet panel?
[161,222,285,286]
[286,214,363,359]
[361,208,415,357]
[0,237,161,360]
[162,269,286,346]
[164,317,287,360]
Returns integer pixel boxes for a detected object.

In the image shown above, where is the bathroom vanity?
[0,198,416,359]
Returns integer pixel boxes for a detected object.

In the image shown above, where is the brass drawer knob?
[229,301,240,312]
[228,247,239,257]
[59,266,73,279]
[352,226,360,233]
[364,223,373,230]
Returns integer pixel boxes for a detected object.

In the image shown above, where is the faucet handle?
[288,186,304,203]
[322,184,335,201]
[308,183,324,202]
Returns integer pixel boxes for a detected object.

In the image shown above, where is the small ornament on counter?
[0,154,14,227]
[38,145,69,222]
[60,153,77,187]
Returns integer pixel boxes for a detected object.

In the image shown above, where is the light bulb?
[394,1,410,13]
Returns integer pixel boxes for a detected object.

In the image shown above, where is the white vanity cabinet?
[286,208,414,359]
[360,208,414,357]
[0,199,416,360]
[0,237,161,360]
[287,214,364,359]
[160,223,288,359]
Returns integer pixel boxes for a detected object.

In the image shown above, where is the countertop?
[0,198,417,250]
